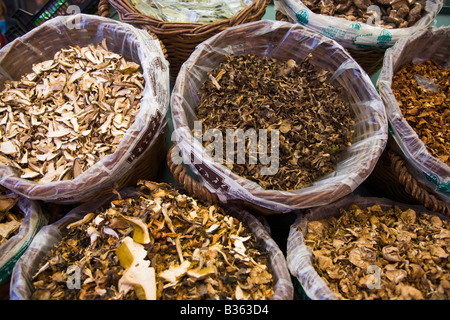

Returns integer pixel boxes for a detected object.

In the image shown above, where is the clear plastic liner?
[0,197,47,286]
[171,20,388,213]
[131,0,254,23]
[286,193,450,300]
[10,186,294,300]
[377,26,450,203]
[414,74,440,91]
[274,0,443,50]
[0,14,170,204]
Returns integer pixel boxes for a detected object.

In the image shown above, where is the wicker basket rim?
[104,0,271,34]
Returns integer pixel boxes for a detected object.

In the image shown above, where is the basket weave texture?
[99,0,271,82]
[367,145,450,217]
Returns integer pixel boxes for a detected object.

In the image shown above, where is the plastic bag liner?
[274,0,443,50]
[286,193,450,300]
[10,185,294,300]
[170,20,388,214]
[377,26,450,204]
[0,196,47,286]
[0,14,170,204]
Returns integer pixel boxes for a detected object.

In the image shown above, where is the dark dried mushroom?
[195,54,354,191]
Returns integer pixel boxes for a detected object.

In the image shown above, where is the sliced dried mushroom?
[0,39,145,183]
[0,192,23,245]
[31,181,275,300]
[304,204,450,300]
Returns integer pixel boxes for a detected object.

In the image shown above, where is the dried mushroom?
[195,53,354,191]
[302,0,426,28]
[0,190,22,245]
[31,181,274,300]
[0,39,144,183]
[391,59,449,165]
[305,204,450,299]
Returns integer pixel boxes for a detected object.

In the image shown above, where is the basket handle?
[98,0,111,18]
[167,144,219,205]
[389,150,450,217]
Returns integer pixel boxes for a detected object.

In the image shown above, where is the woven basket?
[0,14,170,204]
[275,0,443,76]
[98,0,270,82]
[170,20,388,215]
[365,27,450,217]
[275,11,384,76]
[365,140,450,217]
[0,278,8,300]
[0,194,46,300]
[10,184,294,300]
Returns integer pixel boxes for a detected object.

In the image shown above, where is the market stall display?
[368,26,450,216]
[10,180,293,300]
[0,1,448,302]
[274,0,443,75]
[170,20,388,215]
[287,194,450,300]
[98,0,271,82]
[0,14,170,204]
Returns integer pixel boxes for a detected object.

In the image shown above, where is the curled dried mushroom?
[391,59,449,166]
[305,204,450,299]
[31,181,274,300]
[0,39,144,183]
[195,54,354,191]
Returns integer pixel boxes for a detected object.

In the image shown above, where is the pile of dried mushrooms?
[0,39,144,183]
[31,181,274,300]
[305,204,450,299]
[195,53,354,191]
[0,191,22,245]
[391,59,449,166]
